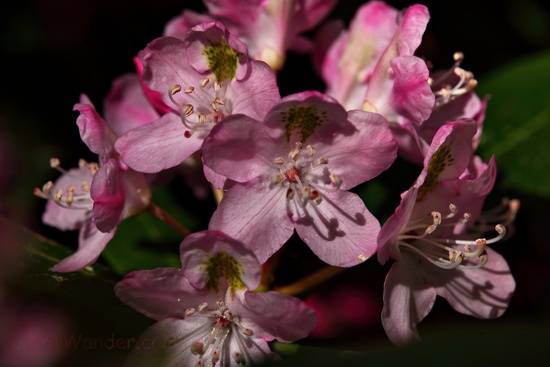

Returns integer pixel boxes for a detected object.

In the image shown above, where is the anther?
[201,78,210,87]
[43,181,54,195]
[78,159,87,167]
[233,352,245,365]
[54,189,63,202]
[318,157,328,165]
[213,81,221,92]
[50,158,60,168]
[286,188,295,200]
[184,104,194,117]
[170,85,182,95]
[273,157,285,165]
[242,328,254,336]
[307,145,316,157]
[184,86,194,94]
[214,97,224,105]
[185,308,196,316]
[198,303,208,312]
[88,163,99,175]
[453,51,464,62]
[329,173,342,188]
[211,102,218,112]
[289,149,299,161]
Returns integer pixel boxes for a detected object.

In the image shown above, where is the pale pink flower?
[203,91,397,266]
[170,0,338,71]
[115,230,316,367]
[115,21,280,174]
[36,92,151,272]
[377,119,517,345]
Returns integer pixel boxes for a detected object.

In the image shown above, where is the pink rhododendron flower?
[316,1,433,118]
[196,0,337,71]
[377,119,517,345]
[36,92,151,272]
[115,230,316,367]
[202,91,397,266]
[396,54,486,164]
[115,21,280,174]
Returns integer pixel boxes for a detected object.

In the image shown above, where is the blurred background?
[1,0,550,366]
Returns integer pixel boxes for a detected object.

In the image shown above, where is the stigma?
[398,203,509,270]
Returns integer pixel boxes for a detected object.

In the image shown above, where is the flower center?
[33,158,96,211]
[168,79,227,138]
[398,203,509,270]
[182,299,257,367]
[270,142,341,207]
[429,52,478,110]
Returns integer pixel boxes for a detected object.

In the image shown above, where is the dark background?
[1,0,550,365]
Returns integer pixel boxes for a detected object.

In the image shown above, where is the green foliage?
[477,51,550,198]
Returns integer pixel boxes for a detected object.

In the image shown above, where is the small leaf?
[477,51,550,197]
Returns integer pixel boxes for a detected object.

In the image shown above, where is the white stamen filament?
[167,81,226,138]
[399,203,508,270]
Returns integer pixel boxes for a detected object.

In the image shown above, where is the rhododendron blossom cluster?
[35,1,519,365]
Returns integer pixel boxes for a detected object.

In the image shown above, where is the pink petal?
[389,56,434,123]
[74,98,115,162]
[233,290,317,342]
[293,190,380,267]
[49,220,115,272]
[381,255,437,345]
[377,188,418,264]
[138,36,204,108]
[202,114,279,183]
[122,318,209,367]
[115,113,203,173]
[227,60,280,121]
[90,159,124,233]
[179,230,261,292]
[185,21,249,81]
[115,268,215,321]
[263,91,348,143]
[320,110,397,190]
[103,73,160,137]
[209,181,294,264]
[421,247,515,319]
[163,9,214,40]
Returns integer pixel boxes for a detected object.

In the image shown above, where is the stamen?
[273,157,285,165]
[201,78,210,87]
[213,81,221,92]
[329,173,342,188]
[184,86,195,94]
[198,303,208,312]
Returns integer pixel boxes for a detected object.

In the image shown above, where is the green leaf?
[477,51,550,197]
[6,218,153,366]
[102,188,201,275]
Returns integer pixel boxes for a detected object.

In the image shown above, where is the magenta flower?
[36,92,151,272]
[202,91,397,266]
[115,21,280,174]
[115,230,316,367]
[377,119,516,345]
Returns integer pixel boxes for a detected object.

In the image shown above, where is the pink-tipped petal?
[90,159,124,233]
[50,220,115,272]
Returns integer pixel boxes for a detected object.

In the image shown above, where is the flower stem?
[274,266,346,296]
[147,202,191,238]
